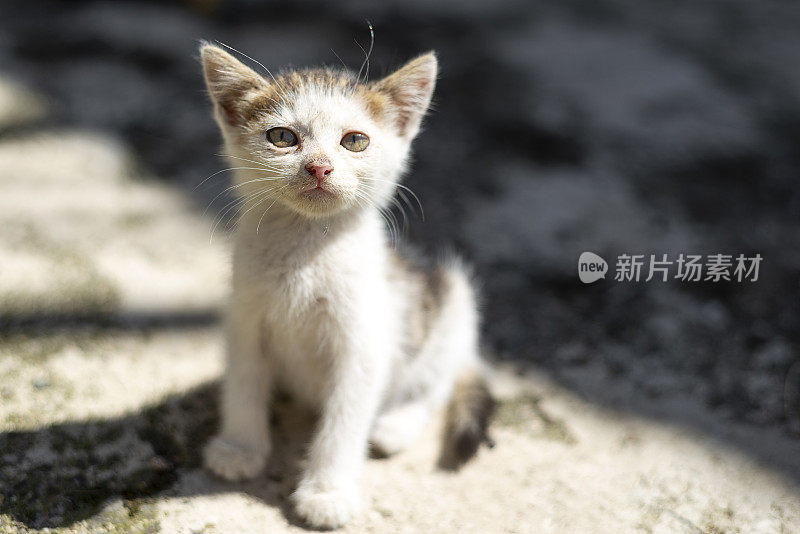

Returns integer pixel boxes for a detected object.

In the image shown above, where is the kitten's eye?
[266,127,298,148]
[340,132,369,152]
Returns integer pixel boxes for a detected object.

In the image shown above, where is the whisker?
[215,188,264,223]
[210,181,282,232]
[214,41,291,104]
[354,186,399,246]
[209,195,250,242]
[359,176,425,221]
[194,166,279,191]
[384,206,400,245]
[360,194,399,247]
[358,196,391,245]
[388,196,409,232]
[238,186,281,222]
[330,47,348,70]
[230,189,277,235]
[203,176,286,216]
[356,21,374,84]
[396,189,416,220]
[210,184,281,242]
[257,183,293,234]
[215,153,284,172]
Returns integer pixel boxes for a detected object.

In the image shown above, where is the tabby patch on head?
[201,43,437,219]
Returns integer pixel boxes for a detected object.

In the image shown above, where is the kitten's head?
[200,44,437,219]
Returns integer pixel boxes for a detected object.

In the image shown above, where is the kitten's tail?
[440,368,495,470]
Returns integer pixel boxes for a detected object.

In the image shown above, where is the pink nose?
[306,163,333,184]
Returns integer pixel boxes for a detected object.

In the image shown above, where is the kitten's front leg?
[204,305,272,481]
[292,342,386,529]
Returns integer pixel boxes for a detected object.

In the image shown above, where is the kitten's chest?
[232,255,333,395]
[235,227,374,338]
[232,219,394,408]
[241,248,364,408]
[240,253,343,321]
[234,218,378,315]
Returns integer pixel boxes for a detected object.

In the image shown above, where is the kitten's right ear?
[200,43,268,128]
[371,52,438,140]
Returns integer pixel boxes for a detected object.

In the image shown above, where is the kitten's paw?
[370,409,423,457]
[292,479,360,529]
[203,435,268,481]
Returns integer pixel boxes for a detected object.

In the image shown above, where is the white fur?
[200,46,481,529]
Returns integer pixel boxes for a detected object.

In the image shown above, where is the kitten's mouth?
[293,182,350,215]
[300,183,337,197]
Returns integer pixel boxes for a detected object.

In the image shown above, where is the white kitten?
[199,43,493,529]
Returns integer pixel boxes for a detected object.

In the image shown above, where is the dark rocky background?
[1,0,798,469]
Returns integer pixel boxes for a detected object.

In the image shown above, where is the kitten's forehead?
[249,68,390,129]
[282,87,370,132]
[277,68,359,94]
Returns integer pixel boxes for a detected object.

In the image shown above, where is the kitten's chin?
[285,189,354,219]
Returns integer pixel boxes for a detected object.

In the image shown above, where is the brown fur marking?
[389,249,447,360]
[440,370,495,470]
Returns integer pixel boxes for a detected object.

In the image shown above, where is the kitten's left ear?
[200,43,269,128]
[372,52,438,139]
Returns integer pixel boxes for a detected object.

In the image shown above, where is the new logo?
[578,252,608,284]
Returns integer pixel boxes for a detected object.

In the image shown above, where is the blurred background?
[1,0,799,530]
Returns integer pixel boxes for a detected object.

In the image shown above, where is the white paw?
[292,479,360,529]
[370,411,420,457]
[203,435,268,481]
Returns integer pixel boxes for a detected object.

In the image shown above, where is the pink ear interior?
[397,78,433,134]
[219,101,240,127]
[373,53,437,138]
[201,45,267,129]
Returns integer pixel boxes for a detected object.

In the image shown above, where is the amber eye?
[266,127,298,148]
[340,132,369,152]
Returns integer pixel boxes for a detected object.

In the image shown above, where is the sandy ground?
[1,77,799,533]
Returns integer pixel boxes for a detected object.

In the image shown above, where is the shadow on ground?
[0,376,217,528]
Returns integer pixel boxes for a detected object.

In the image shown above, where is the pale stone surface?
[0,79,47,131]
[0,131,228,317]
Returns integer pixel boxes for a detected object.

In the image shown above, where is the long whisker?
[257,183,293,234]
[209,195,252,242]
[381,205,398,247]
[330,47,348,70]
[214,41,290,105]
[388,196,409,232]
[194,166,279,191]
[210,184,283,242]
[238,185,283,223]
[214,187,267,224]
[384,206,400,245]
[215,153,284,171]
[359,176,425,221]
[208,179,282,230]
[355,187,394,244]
[396,189,417,221]
[203,175,286,216]
[354,189,399,247]
[354,193,385,243]
[356,21,375,84]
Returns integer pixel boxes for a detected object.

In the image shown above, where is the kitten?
[199,43,494,529]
